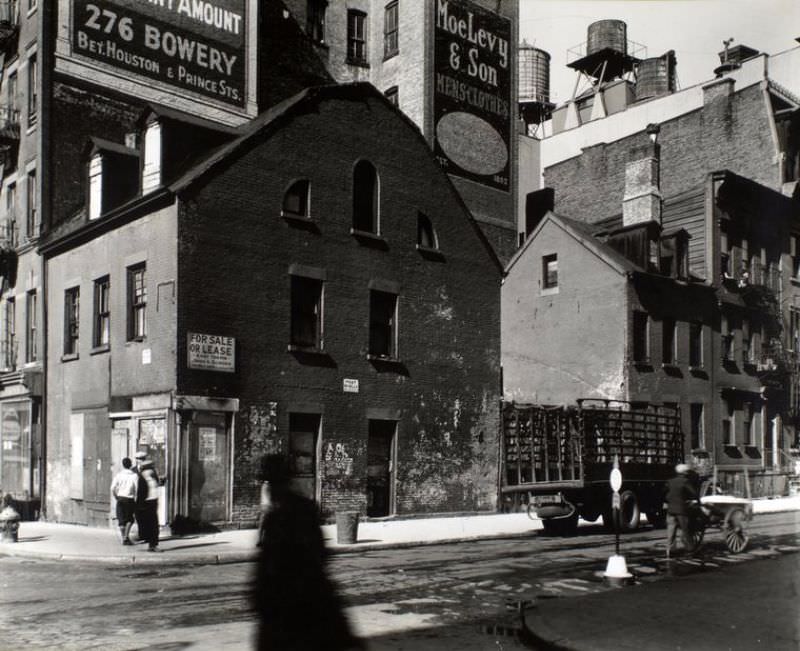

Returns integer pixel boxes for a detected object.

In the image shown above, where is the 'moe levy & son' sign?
[433,0,512,192]
[187,332,235,372]
[72,0,246,108]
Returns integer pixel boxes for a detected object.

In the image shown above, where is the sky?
[519,0,800,105]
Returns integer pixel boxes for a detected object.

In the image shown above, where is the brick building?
[282,0,521,263]
[40,83,503,527]
[506,119,800,493]
[0,0,45,519]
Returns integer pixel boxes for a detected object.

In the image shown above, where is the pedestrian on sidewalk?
[252,454,362,651]
[136,459,162,552]
[110,457,138,546]
[256,456,273,548]
[665,463,700,557]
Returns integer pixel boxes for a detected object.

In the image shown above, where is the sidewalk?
[1,495,798,565]
[522,543,800,651]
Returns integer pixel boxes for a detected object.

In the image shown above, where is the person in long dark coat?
[252,455,362,651]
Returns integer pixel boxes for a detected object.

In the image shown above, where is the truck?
[500,399,684,535]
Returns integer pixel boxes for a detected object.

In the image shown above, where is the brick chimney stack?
[622,134,661,227]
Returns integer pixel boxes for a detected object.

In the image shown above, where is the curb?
[520,605,575,651]
[0,529,538,565]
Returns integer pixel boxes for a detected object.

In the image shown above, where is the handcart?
[689,466,753,553]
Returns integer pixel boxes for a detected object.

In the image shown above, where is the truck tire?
[619,490,640,532]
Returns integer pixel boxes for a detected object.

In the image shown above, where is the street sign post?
[611,456,621,555]
[603,457,632,585]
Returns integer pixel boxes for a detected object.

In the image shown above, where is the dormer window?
[88,154,103,220]
[282,179,310,218]
[142,120,162,193]
[85,138,140,220]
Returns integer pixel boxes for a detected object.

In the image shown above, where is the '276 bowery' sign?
[72,0,246,108]
[433,0,512,192]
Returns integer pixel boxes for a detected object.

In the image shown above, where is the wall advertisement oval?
[433,0,512,192]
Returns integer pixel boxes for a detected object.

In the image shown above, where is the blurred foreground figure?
[252,455,363,651]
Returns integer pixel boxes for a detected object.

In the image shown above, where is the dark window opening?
[542,253,558,289]
[290,275,323,350]
[25,289,36,363]
[384,85,399,106]
[633,311,649,363]
[662,318,676,365]
[353,160,378,233]
[64,287,79,356]
[347,10,367,64]
[417,212,437,249]
[383,1,398,58]
[94,276,110,348]
[283,179,310,218]
[306,0,326,44]
[689,322,703,367]
[369,290,397,359]
[127,264,146,341]
[690,403,704,449]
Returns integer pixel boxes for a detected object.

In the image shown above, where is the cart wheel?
[688,523,705,550]
[724,508,749,553]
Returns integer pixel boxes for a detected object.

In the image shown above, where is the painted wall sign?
[433,0,512,191]
[187,332,235,372]
[71,0,247,108]
[343,378,360,393]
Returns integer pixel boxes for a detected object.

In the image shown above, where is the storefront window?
[0,401,31,497]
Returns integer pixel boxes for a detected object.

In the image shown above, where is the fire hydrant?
[0,493,20,542]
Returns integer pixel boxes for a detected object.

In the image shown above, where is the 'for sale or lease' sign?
[187,332,235,372]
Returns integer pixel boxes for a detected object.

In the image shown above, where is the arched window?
[283,179,310,218]
[417,212,437,249]
[352,160,378,233]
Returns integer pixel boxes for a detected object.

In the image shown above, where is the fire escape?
[0,0,20,377]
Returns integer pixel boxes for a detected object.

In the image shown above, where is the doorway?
[288,413,320,502]
[188,412,230,523]
[367,419,396,517]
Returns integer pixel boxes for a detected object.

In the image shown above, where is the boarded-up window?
[70,413,84,499]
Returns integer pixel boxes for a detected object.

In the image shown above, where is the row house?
[40,83,503,527]
[504,136,800,498]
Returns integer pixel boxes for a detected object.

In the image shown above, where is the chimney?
[622,127,661,227]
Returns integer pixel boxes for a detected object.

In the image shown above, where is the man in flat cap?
[665,463,700,557]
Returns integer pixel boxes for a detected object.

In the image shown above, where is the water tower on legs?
[518,40,554,137]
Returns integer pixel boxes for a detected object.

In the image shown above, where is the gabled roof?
[85,137,139,159]
[505,210,642,276]
[137,102,240,135]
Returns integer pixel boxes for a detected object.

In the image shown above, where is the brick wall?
[176,87,502,521]
[545,83,780,223]
[49,83,143,229]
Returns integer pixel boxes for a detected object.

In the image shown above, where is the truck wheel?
[619,491,640,532]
